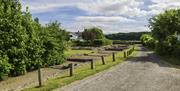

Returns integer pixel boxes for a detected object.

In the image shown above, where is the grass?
[23,47,138,91]
[64,49,93,57]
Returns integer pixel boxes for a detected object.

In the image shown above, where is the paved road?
[55,45,180,91]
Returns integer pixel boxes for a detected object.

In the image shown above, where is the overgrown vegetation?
[141,9,180,65]
[0,0,68,80]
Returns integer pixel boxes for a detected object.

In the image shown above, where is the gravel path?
[56,45,180,91]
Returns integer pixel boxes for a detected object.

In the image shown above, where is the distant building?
[69,32,78,40]
[177,32,180,41]
[69,31,83,41]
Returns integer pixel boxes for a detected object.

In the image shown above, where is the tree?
[146,9,180,57]
[0,0,68,79]
[149,9,180,42]
[22,9,44,71]
[41,21,67,66]
[0,0,28,76]
[140,34,156,48]
[82,27,104,42]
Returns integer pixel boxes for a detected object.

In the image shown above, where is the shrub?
[173,43,180,59]
[72,40,91,46]
[93,39,104,46]
[0,1,67,79]
[113,40,141,44]
[0,53,11,80]
[155,41,174,56]
[140,34,156,49]
[93,39,112,46]
[104,39,113,45]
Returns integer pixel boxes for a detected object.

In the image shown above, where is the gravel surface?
[56,45,180,91]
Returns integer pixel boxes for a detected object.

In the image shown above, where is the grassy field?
[64,49,93,57]
[23,47,137,91]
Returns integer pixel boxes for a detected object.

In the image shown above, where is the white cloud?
[148,0,180,15]
[21,0,180,33]
[76,0,146,17]
[75,16,136,23]
[22,0,147,18]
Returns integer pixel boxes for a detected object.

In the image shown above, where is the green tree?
[0,0,68,79]
[22,8,44,71]
[82,27,104,41]
[0,0,28,76]
[0,51,11,80]
[149,9,180,42]
[147,9,180,57]
[41,21,67,66]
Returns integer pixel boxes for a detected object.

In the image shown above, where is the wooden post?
[112,52,115,62]
[124,51,127,58]
[91,59,95,69]
[127,51,129,56]
[38,67,42,87]
[69,63,74,76]
[101,56,105,65]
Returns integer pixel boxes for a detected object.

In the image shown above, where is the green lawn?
[64,49,93,57]
[23,47,138,91]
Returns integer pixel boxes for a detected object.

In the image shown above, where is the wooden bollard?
[124,51,127,58]
[69,63,74,76]
[101,56,105,65]
[112,53,116,62]
[38,67,42,87]
[91,59,95,69]
[127,51,129,56]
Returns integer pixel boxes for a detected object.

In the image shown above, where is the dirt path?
[56,45,180,91]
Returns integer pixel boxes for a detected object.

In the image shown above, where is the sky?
[21,0,180,34]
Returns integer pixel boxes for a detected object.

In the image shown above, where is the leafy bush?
[155,42,174,56]
[93,39,112,46]
[173,43,180,59]
[0,0,67,80]
[93,39,104,46]
[104,39,113,45]
[0,53,11,80]
[113,40,141,44]
[140,34,156,49]
[72,40,91,46]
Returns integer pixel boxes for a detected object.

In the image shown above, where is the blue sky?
[21,0,180,33]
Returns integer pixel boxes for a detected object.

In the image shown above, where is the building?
[69,31,83,41]
[177,32,180,41]
[69,32,78,40]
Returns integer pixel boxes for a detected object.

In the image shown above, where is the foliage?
[0,52,11,80]
[82,27,104,41]
[0,0,28,76]
[0,0,67,80]
[113,40,141,44]
[140,34,156,48]
[141,9,180,64]
[41,21,67,66]
[149,9,180,42]
[103,39,113,45]
[106,32,149,40]
[79,27,112,46]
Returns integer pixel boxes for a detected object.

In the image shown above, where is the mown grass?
[23,47,138,91]
[64,49,93,57]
